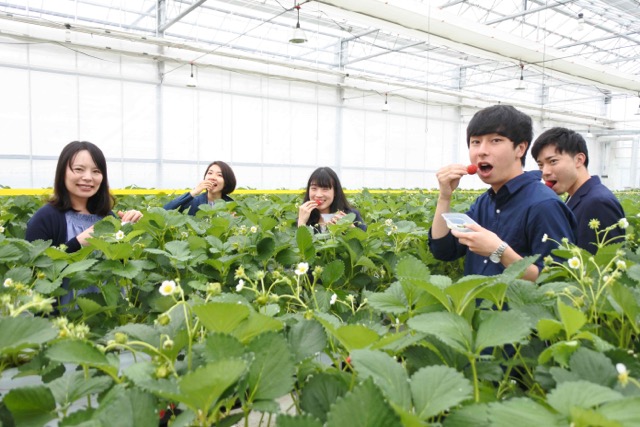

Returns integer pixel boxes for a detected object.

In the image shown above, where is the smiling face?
[204,164,224,199]
[64,149,103,212]
[535,144,587,196]
[309,181,334,214]
[468,132,526,192]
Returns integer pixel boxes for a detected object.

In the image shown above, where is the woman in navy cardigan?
[26,141,143,306]
[163,161,236,215]
[26,141,142,250]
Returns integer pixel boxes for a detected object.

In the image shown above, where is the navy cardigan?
[26,204,109,253]
[163,192,233,216]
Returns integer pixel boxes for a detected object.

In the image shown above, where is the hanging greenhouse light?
[585,126,593,137]
[576,13,585,32]
[289,2,307,44]
[186,63,197,88]
[515,63,526,91]
[382,93,390,111]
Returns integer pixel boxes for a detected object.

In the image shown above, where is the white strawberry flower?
[568,257,581,269]
[295,262,309,276]
[159,280,177,296]
[330,293,337,305]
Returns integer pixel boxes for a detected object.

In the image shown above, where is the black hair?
[466,104,533,166]
[302,167,352,226]
[50,141,114,216]
[531,127,589,168]
[204,161,236,196]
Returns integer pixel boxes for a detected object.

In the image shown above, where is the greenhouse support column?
[156,0,166,187]
[335,86,344,177]
[631,136,639,189]
[156,65,164,187]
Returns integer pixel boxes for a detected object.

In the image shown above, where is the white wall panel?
[77,50,123,77]
[263,98,292,165]
[382,170,405,188]
[423,120,446,171]
[260,166,291,189]
[341,109,365,168]
[291,168,314,191]
[27,43,77,71]
[163,87,196,160]
[231,95,262,164]
[0,68,30,155]
[290,103,319,166]
[30,72,78,156]
[232,165,260,189]
[159,164,201,190]
[340,169,364,190]
[1,40,28,64]
[4,39,633,192]
[0,160,31,188]
[120,162,162,190]
[79,77,122,154]
[197,90,226,162]
[123,82,157,159]
[387,115,408,170]
[29,160,58,189]
[363,112,387,169]
[230,73,261,96]
[316,106,337,166]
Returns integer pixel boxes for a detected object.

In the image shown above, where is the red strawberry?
[346,356,351,364]
[315,199,322,205]
[466,164,478,175]
[545,181,554,188]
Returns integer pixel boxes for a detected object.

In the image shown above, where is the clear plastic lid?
[321,213,335,222]
[441,212,478,232]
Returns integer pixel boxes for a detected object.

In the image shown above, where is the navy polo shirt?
[429,170,577,276]
[566,176,625,254]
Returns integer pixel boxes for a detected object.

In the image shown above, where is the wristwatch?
[489,241,509,263]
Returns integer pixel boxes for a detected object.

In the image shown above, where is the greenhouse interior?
[1,0,639,191]
[2,1,640,427]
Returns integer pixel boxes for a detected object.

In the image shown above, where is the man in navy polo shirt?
[429,105,576,281]
[531,127,625,254]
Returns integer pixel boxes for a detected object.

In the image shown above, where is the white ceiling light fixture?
[382,93,390,111]
[576,12,586,32]
[515,62,526,91]
[186,62,197,88]
[585,126,593,137]
[64,23,71,43]
[289,2,307,44]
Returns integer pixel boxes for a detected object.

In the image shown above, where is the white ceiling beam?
[158,0,209,33]
[313,0,640,93]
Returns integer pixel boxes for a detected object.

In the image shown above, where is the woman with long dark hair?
[26,141,142,251]
[26,141,143,306]
[164,161,236,215]
[297,167,366,232]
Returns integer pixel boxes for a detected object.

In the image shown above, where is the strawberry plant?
[0,190,639,426]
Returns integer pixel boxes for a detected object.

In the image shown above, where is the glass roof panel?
[1,0,639,127]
